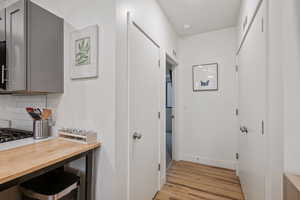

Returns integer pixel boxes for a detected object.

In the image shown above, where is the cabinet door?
[6,0,26,92]
[0,9,5,42]
[0,9,6,90]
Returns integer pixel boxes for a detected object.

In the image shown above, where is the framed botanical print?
[70,25,99,79]
[193,63,218,91]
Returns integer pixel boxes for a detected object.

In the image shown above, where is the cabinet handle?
[1,65,4,84]
[243,16,248,31]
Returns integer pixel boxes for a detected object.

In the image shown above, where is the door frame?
[127,13,162,199]
[159,52,178,187]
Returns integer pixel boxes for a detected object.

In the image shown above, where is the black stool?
[20,170,80,200]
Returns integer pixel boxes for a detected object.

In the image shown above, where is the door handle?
[133,132,142,140]
[240,126,248,134]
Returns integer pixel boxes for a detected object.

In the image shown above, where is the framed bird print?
[193,63,218,91]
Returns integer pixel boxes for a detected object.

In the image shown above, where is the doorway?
[166,63,173,168]
[165,56,177,169]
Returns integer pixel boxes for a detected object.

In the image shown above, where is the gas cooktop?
[0,128,33,143]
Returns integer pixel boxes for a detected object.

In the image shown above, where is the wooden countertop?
[285,173,300,192]
[0,138,101,184]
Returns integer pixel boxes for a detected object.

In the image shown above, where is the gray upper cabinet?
[0,9,5,42]
[6,0,26,92]
[3,0,64,94]
[0,9,6,91]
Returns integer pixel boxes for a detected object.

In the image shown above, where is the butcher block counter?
[284,173,300,200]
[0,138,101,200]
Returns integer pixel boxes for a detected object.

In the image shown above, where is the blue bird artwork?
[200,80,210,87]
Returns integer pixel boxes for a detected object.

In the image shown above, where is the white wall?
[37,1,116,199]
[176,27,238,170]
[115,0,178,199]
[282,0,300,174]
[0,0,116,200]
[272,0,300,197]
[265,0,284,199]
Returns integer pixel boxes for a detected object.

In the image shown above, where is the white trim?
[126,12,131,200]
[160,52,179,188]
[160,176,166,189]
[179,154,238,170]
[166,54,178,67]
[159,50,166,189]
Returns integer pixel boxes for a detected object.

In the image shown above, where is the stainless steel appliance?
[0,128,33,143]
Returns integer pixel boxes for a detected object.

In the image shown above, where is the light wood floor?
[155,161,244,200]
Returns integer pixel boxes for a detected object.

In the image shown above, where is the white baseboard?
[179,154,238,170]
[160,176,166,189]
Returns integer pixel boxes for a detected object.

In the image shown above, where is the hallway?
[155,161,244,200]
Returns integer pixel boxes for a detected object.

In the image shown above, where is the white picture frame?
[70,25,99,79]
[193,63,219,91]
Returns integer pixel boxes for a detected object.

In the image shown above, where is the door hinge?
[158,112,161,119]
[236,153,239,160]
[172,50,177,57]
[262,18,264,32]
[262,120,265,135]
[158,164,161,171]
[243,16,248,32]
[235,65,238,72]
[158,60,161,67]
[235,109,239,116]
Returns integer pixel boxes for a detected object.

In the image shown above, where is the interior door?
[238,1,267,200]
[129,21,160,200]
[6,0,26,92]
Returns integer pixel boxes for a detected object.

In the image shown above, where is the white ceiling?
[157,0,241,36]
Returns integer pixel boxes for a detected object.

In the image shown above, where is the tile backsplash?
[0,95,47,131]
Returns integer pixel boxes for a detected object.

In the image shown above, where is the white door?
[238,1,267,200]
[128,20,160,200]
[171,68,176,160]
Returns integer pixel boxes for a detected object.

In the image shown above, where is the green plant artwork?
[75,37,91,66]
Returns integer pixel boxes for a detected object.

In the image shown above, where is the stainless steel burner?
[0,128,33,143]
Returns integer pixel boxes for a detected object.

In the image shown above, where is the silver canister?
[33,120,50,139]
